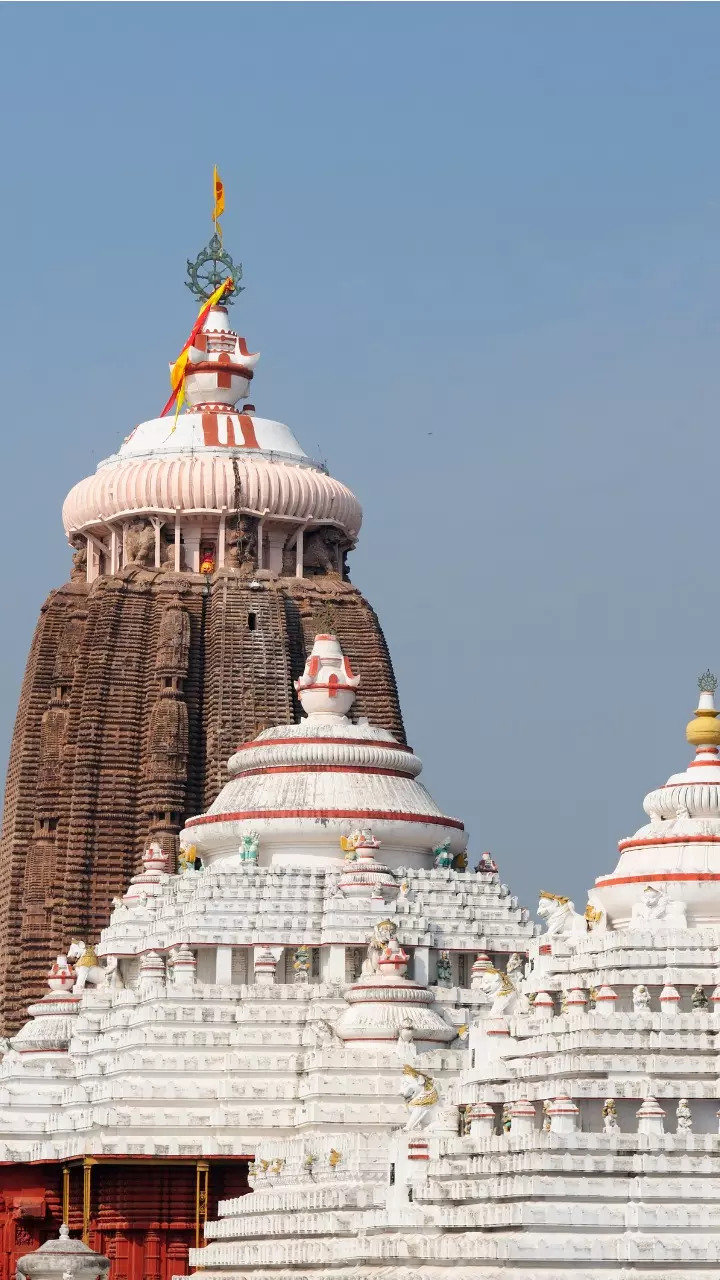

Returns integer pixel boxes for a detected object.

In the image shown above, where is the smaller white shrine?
[0,634,533,1214]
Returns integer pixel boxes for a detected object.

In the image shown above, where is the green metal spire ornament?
[186,235,244,304]
[698,670,718,694]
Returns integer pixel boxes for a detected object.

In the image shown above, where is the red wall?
[0,1162,250,1280]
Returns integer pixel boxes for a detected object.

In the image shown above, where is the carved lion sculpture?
[303,527,343,575]
[70,537,87,580]
[125,520,155,567]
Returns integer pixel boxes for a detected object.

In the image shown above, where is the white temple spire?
[294,634,360,720]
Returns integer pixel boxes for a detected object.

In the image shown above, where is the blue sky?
[2,3,720,913]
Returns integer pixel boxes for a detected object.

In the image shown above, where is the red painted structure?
[0,1158,251,1280]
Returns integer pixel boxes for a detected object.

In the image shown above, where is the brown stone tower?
[0,241,403,1033]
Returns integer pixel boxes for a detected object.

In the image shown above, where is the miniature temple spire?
[294,634,360,720]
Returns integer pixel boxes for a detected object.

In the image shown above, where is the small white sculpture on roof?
[67,940,106,994]
[676,1098,692,1132]
[396,1018,417,1062]
[433,839,454,869]
[603,1098,620,1134]
[177,832,199,874]
[400,1064,440,1131]
[537,891,587,936]
[632,984,651,1013]
[630,884,687,927]
[240,831,260,864]
[479,965,521,1016]
[361,918,398,976]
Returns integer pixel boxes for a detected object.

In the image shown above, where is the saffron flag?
[213,165,225,236]
[161,277,233,420]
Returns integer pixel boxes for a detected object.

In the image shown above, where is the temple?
[4,221,720,1280]
[0,633,533,1275]
[0,235,402,1034]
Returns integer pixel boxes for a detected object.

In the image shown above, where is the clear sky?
[2,2,720,916]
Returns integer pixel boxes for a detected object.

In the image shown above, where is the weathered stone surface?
[0,570,403,1033]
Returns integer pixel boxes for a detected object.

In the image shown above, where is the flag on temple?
[213,165,225,238]
[161,277,233,422]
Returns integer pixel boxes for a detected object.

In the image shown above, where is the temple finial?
[186,234,244,304]
[687,671,720,751]
[294,634,360,720]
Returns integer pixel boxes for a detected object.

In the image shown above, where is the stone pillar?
[110,527,120,575]
[138,951,166,997]
[183,528,201,573]
[595,984,618,1016]
[660,983,681,1016]
[412,946,436,987]
[256,519,265,570]
[174,515,181,571]
[295,527,304,578]
[322,944,346,984]
[509,1098,536,1136]
[150,517,163,568]
[254,947,278,985]
[532,991,554,1019]
[172,944,196,987]
[636,1096,666,1136]
[548,1094,579,1135]
[216,946,233,986]
[267,530,285,575]
[563,988,587,1013]
[218,509,226,568]
[468,1101,495,1137]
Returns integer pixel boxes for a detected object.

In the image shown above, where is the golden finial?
[687,671,720,747]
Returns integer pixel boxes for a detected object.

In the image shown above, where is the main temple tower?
[0,233,403,1032]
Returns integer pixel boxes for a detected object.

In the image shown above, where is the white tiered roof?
[188,635,466,869]
[183,675,720,1280]
[0,636,534,1173]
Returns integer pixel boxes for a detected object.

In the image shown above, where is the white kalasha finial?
[294,634,360,720]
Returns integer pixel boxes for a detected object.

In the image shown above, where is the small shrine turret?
[184,634,467,870]
[592,672,720,927]
[294,634,361,719]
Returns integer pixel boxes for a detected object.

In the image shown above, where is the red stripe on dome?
[185,808,464,830]
[596,871,720,887]
[233,737,414,753]
[617,833,720,852]
[190,360,255,378]
[233,765,410,779]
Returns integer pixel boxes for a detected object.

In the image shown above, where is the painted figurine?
[433,840,454,869]
[676,1098,692,1132]
[475,851,498,874]
[632,984,651,1013]
[603,1098,620,1134]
